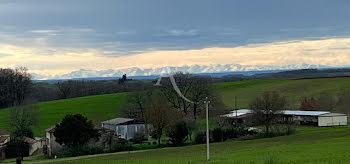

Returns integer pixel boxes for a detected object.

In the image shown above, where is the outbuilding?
[224,109,347,127]
[317,113,347,126]
[101,118,152,140]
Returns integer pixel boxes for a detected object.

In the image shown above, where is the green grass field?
[0,93,126,136]
[14,125,350,164]
[1,77,350,137]
[215,77,350,109]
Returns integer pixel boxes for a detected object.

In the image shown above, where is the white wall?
[318,116,347,126]
[116,124,152,140]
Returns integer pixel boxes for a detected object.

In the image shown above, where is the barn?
[224,109,347,127]
[101,118,152,139]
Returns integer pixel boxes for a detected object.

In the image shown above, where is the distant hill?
[34,67,350,84]
[215,77,350,109]
[253,68,350,79]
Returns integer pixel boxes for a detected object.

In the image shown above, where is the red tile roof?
[46,125,57,133]
[0,136,9,143]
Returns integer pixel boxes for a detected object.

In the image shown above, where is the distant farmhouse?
[46,124,117,157]
[0,129,10,160]
[101,118,152,140]
[224,109,347,127]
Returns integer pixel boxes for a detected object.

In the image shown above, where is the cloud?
[1,36,350,78]
[155,29,200,37]
[0,53,11,58]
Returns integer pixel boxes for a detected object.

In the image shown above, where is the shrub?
[54,114,100,147]
[64,139,133,157]
[108,140,133,152]
[212,127,257,142]
[5,140,30,158]
[195,131,206,144]
[64,145,104,157]
[13,128,34,138]
[212,128,224,142]
[167,121,189,146]
[130,131,147,144]
[258,124,296,138]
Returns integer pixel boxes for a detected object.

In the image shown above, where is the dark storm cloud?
[0,0,350,56]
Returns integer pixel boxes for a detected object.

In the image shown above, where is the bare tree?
[315,92,335,111]
[188,76,212,119]
[159,72,214,119]
[250,91,287,134]
[8,100,40,137]
[120,90,153,122]
[299,97,316,111]
[335,91,350,115]
[0,67,32,108]
[160,72,193,115]
[7,100,40,163]
[144,95,182,145]
[56,80,74,99]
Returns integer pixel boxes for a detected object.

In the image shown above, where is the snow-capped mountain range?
[31,63,332,80]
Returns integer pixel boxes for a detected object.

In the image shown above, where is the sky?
[1,0,350,79]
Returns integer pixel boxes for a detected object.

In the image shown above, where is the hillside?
[0,93,126,136]
[215,77,350,109]
[20,125,350,164]
[1,77,350,137]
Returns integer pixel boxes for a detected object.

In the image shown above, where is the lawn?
[214,77,350,109]
[15,125,350,164]
[0,93,127,136]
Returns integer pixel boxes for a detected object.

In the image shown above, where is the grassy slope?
[1,77,350,136]
[20,125,350,164]
[0,93,127,136]
[215,77,350,109]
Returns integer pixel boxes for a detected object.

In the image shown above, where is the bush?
[167,121,189,146]
[5,140,30,158]
[130,131,147,144]
[212,127,258,142]
[195,131,206,144]
[64,139,133,157]
[64,145,104,157]
[13,128,34,138]
[212,128,224,142]
[258,124,296,138]
[108,140,133,153]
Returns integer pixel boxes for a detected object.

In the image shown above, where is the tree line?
[0,67,32,108]
[299,91,350,114]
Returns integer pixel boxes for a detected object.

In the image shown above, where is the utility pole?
[235,96,238,126]
[204,97,210,161]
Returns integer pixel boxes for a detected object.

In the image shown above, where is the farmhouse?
[46,124,119,157]
[21,136,47,156]
[224,109,347,127]
[101,118,152,140]
[0,129,10,160]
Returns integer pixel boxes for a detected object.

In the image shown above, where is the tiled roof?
[0,129,9,136]
[46,125,57,133]
[0,136,9,143]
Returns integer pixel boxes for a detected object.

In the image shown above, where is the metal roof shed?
[318,113,347,127]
